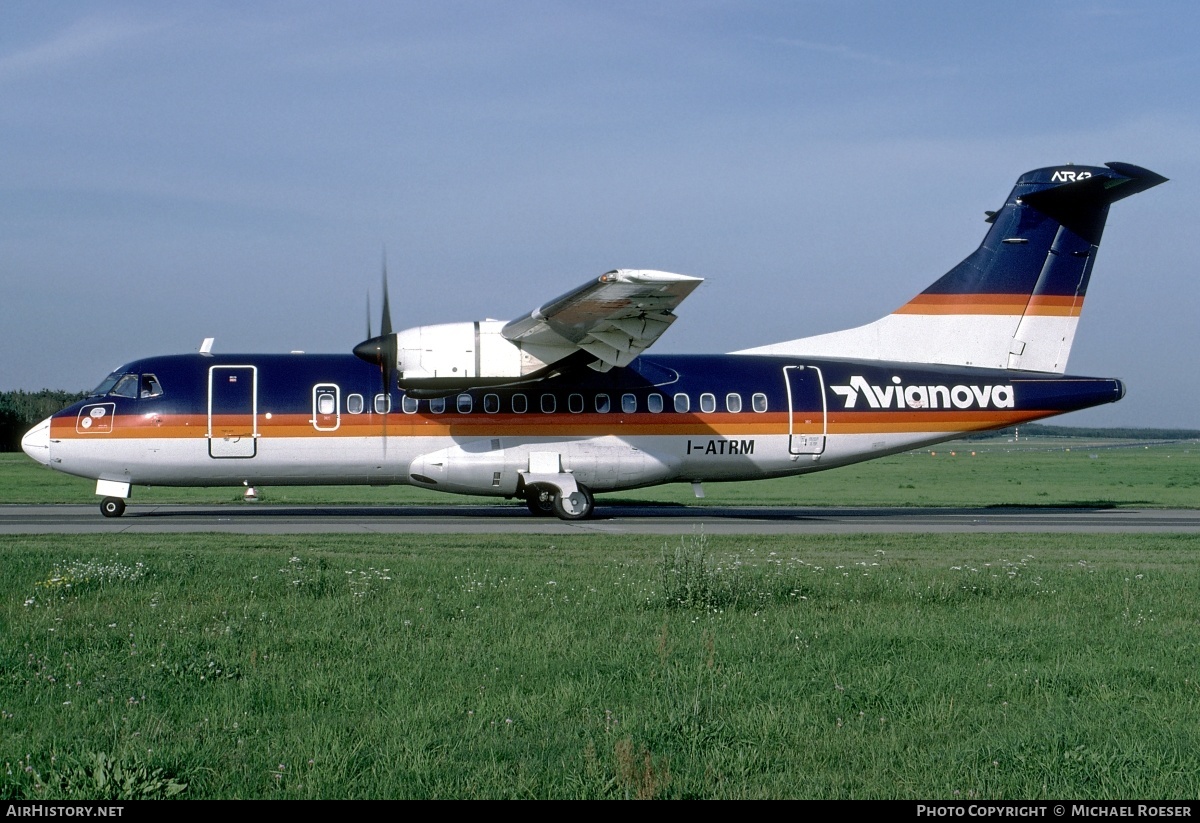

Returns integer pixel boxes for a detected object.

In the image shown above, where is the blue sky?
[2,2,1196,427]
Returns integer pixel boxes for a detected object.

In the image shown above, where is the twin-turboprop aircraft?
[21,162,1165,519]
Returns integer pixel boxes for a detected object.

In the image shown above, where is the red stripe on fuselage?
[50,406,1058,441]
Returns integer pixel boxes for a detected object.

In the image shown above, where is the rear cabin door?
[784,365,827,455]
[208,365,258,458]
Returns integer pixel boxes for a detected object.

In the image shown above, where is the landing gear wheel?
[525,484,557,517]
[100,497,126,518]
[553,484,594,521]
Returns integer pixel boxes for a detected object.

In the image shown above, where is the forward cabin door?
[784,365,827,455]
[208,365,258,458]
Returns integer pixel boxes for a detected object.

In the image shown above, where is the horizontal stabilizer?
[1019,163,1168,245]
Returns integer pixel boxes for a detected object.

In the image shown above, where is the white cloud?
[0,13,163,83]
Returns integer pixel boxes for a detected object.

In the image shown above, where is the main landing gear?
[100,497,126,518]
[523,482,595,521]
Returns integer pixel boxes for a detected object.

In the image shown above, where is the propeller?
[380,254,394,338]
[353,252,399,456]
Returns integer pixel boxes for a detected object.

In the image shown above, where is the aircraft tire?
[553,484,594,521]
[525,484,557,517]
[100,497,126,518]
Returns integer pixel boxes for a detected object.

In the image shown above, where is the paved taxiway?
[3,504,1199,535]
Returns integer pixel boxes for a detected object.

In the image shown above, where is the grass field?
[3,439,1199,799]
[3,438,1198,509]
[4,532,1200,799]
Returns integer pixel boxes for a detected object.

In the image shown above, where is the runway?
[4,503,1199,535]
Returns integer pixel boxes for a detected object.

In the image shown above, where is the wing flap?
[502,269,701,368]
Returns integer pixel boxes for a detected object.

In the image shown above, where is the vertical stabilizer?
[737,162,1166,372]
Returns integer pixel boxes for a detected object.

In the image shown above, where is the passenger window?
[484,394,499,414]
[540,394,556,413]
[568,394,584,414]
[374,394,391,414]
[401,395,418,414]
[318,393,336,415]
[699,393,716,413]
[512,393,528,414]
[347,394,364,414]
[674,393,690,413]
[647,393,664,413]
[457,394,473,413]
[595,394,611,413]
[726,393,742,413]
[752,393,768,413]
[621,394,636,413]
[140,374,163,398]
[429,397,445,414]
[111,374,139,398]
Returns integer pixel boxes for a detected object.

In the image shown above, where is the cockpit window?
[140,374,163,398]
[110,374,140,398]
[91,371,164,399]
[90,372,123,396]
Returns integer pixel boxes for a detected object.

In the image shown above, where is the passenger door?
[208,365,258,458]
[784,365,827,455]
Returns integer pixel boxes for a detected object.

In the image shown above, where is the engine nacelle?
[393,321,572,386]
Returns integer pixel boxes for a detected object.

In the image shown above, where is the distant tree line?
[0,390,88,451]
[964,423,1200,441]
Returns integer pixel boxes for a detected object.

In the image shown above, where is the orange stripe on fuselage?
[50,407,1061,442]
[50,413,792,440]
[827,408,1048,433]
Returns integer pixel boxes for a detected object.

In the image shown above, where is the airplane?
[20,162,1166,520]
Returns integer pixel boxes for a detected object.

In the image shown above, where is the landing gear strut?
[100,497,126,518]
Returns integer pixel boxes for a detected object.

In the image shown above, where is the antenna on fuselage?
[199,338,215,355]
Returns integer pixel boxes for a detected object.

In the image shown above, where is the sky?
[2,1,1197,428]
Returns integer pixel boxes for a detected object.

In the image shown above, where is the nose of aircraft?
[21,417,52,466]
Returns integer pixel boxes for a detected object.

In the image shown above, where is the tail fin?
[737,162,1167,373]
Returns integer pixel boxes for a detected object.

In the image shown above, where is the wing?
[501,269,703,371]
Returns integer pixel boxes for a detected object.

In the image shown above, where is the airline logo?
[830,376,1015,410]
[1050,170,1092,183]
[76,403,116,434]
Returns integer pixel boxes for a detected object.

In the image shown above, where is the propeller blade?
[379,358,390,458]
[350,332,397,458]
[380,251,393,337]
[353,252,400,460]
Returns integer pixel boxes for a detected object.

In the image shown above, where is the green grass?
[4,439,1199,508]
[4,532,1200,799]
[5,438,1198,798]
